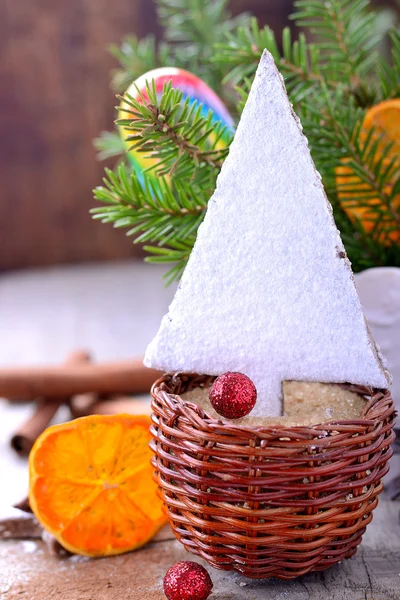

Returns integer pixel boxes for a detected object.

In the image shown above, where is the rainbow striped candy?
[118,67,234,180]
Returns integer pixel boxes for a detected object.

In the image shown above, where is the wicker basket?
[150,373,395,579]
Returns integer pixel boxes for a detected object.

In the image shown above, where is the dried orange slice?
[29,414,166,557]
[336,99,400,243]
[363,99,400,152]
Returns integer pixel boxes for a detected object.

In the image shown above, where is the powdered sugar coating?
[145,51,390,416]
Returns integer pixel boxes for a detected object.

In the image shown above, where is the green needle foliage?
[93,164,207,282]
[109,35,172,93]
[118,80,232,181]
[93,0,400,282]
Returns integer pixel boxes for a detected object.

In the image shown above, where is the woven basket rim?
[151,372,393,436]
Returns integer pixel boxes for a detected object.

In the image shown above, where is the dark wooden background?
[0,0,396,269]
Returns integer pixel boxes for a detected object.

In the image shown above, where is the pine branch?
[109,35,173,92]
[214,0,384,111]
[302,85,400,262]
[92,164,207,245]
[157,0,250,101]
[92,165,207,282]
[380,30,400,99]
[117,80,232,182]
[144,238,194,284]
[93,131,126,161]
[213,18,323,104]
[159,0,250,42]
[292,0,380,83]
[93,0,400,279]
[330,200,388,271]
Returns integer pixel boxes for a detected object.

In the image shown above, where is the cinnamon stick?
[42,530,71,556]
[1,359,162,401]
[70,395,152,417]
[10,498,69,553]
[10,400,62,455]
[10,350,91,455]
[0,513,42,539]
[13,496,32,513]
[68,390,98,419]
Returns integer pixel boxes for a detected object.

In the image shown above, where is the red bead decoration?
[209,372,257,419]
[163,561,213,600]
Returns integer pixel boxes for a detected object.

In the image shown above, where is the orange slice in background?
[29,414,166,557]
[336,98,400,243]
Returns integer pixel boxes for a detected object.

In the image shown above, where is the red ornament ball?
[163,561,213,600]
[209,372,257,419]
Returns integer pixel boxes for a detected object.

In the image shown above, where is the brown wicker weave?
[150,373,396,579]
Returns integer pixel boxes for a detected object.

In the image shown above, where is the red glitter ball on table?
[163,561,213,600]
[209,372,257,419]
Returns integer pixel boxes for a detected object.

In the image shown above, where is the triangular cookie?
[145,51,390,416]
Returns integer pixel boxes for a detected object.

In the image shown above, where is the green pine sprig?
[213,0,383,107]
[292,0,380,81]
[117,80,232,183]
[109,35,172,93]
[301,85,400,259]
[93,78,234,278]
[93,0,400,281]
[93,130,126,161]
[92,164,208,281]
[157,0,250,102]
[380,30,400,99]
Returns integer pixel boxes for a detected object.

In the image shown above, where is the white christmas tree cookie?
[145,50,390,417]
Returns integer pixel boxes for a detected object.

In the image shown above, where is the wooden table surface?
[1,499,400,600]
[0,262,399,599]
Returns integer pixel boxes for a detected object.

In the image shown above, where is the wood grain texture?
[0,499,399,599]
[0,0,160,269]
